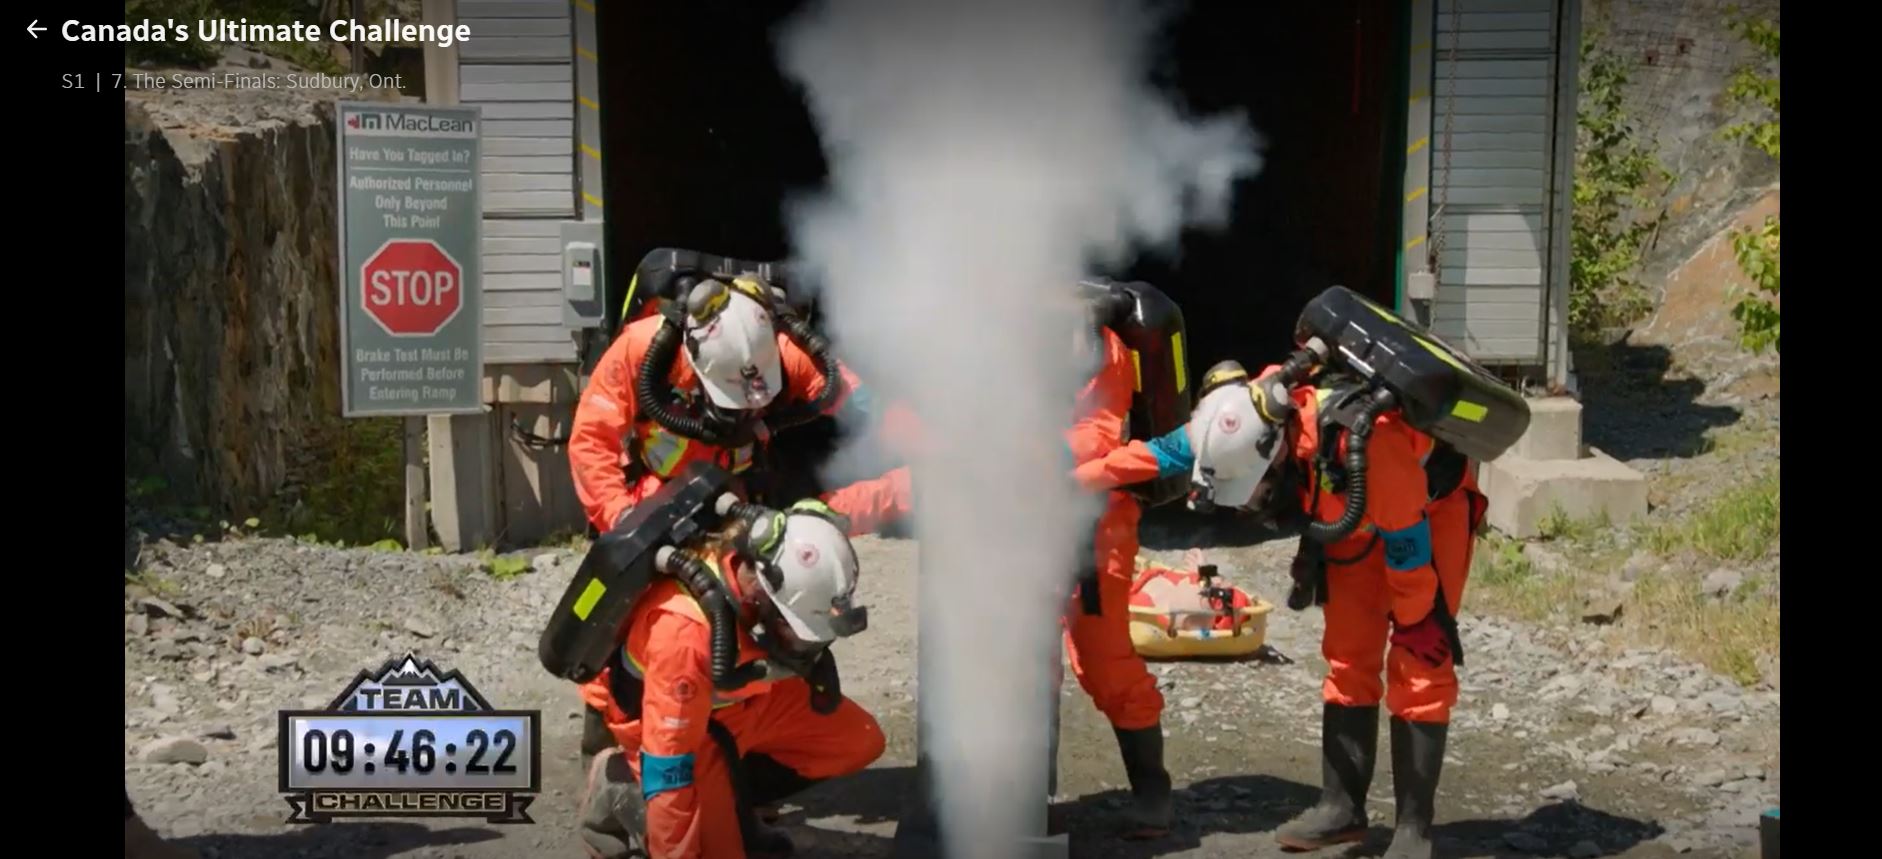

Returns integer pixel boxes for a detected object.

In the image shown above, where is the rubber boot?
[1112,724,1175,839]
[577,749,647,859]
[1276,703,1378,851]
[1382,718,1447,859]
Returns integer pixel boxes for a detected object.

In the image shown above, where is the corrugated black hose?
[1302,390,1397,545]
[658,547,764,690]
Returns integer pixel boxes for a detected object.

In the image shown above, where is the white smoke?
[775,0,1260,854]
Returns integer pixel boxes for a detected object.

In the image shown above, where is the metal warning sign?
[337,102,483,417]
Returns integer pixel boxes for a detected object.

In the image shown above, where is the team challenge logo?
[278,653,541,824]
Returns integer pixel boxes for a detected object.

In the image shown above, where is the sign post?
[337,102,484,548]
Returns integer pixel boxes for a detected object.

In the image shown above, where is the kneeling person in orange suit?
[576,500,884,859]
[1072,360,1486,859]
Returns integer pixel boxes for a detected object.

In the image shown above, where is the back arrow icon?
[27,20,44,39]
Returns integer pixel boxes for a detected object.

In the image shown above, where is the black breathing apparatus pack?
[538,461,865,693]
[1259,285,1531,545]
[1076,277,1195,508]
[625,248,840,449]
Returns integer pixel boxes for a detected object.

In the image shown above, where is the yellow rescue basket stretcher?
[1126,553,1274,660]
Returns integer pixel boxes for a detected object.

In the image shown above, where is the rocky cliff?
[1587,0,1780,282]
[124,65,377,518]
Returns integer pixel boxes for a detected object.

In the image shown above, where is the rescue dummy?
[569,270,912,538]
[546,463,880,859]
[1125,549,1272,660]
[1071,287,1525,859]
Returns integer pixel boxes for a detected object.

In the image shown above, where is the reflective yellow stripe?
[583,191,605,209]
[1130,349,1143,393]
[1451,400,1488,422]
[578,47,598,62]
[1405,235,1425,251]
[1407,136,1429,155]
[579,96,600,111]
[582,144,601,161]
[572,578,607,621]
[1356,301,1470,373]
[622,272,640,320]
[1171,332,1188,393]
[575,0,596,13]
[1406,186,1427,203]
[641,427,689,477]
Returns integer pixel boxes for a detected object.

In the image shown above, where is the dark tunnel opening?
[594,0,1406,505]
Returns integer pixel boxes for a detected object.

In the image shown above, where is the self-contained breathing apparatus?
[1185,285,1527,532]
[539,461,868,715]
[626,248,843,452]
[1077,278,1195,509]
[1189,287,1529,653]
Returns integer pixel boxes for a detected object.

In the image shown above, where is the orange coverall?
[570,314,912,536]
[1071,368,1485,724]
[1061,328,1165,731]
[578,553,885,858]
[847,327,1162,730]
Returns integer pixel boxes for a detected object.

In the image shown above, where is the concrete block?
[1478,448,1648,539]
[1512,397,1584,461]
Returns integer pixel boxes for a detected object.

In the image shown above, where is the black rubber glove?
[807,649,843,715]
[1286,540,1327,611]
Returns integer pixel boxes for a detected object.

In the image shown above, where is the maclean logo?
[346,112,475,135]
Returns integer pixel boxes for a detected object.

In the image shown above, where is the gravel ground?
[1578,328,1781,527]
[125,522,1776,859]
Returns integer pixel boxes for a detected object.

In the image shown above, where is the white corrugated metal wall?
[1425,0,1576,380]
[456,0,579,365]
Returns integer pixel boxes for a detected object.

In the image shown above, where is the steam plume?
[775,0,1260,853]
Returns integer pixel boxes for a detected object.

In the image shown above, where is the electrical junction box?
[562,220,606,330]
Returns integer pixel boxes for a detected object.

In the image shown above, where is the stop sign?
[360,239,465,337]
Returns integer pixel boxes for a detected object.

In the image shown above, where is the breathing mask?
[734,499,869,675]
[1186,360,1294,513]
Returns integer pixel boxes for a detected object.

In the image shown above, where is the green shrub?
[1721,14,1780,355]
[1569,33,1671,342]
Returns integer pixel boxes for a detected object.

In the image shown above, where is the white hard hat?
[750,504,862,646]
[683,281,784,410]
[1186,378,1286,511]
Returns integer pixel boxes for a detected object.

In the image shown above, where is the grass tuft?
[1643,469,1780,562]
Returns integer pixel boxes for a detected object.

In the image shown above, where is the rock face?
[123,94,341,516]
[1587,0,1782,282]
